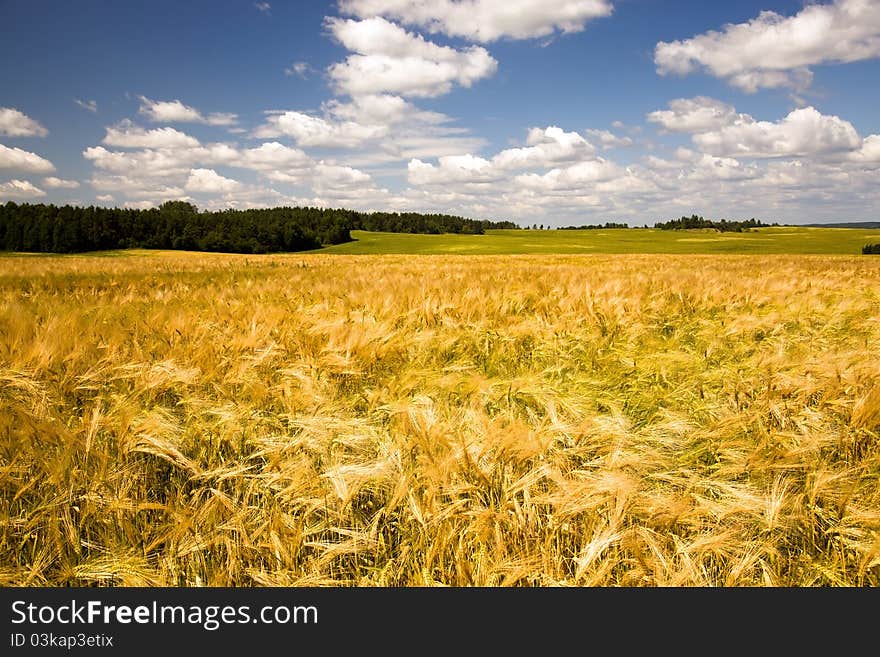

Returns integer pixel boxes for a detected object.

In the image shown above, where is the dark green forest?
[654,215,775,232]
[0,201,518,254]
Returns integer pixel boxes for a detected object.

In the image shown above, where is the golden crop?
[1,251,879,586]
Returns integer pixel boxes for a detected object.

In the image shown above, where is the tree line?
[653,215,774,232]
[352,211,517,234]
[0,201,518,254]
[557,222,630,230]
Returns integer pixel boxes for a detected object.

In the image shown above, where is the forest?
[654,215,775,232]
[0,201,518,254]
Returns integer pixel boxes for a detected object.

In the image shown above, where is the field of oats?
[1,250,879,586]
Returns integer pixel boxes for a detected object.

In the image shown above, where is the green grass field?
[319,226,880,255]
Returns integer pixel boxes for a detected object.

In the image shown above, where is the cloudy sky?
[1,0,879,225]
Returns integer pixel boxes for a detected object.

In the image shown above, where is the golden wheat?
[1,251,878,586]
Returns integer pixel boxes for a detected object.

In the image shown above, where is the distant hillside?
[805,222,880,228]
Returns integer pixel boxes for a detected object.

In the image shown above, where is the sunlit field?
[2,250,879,586]
[321,226,880,254]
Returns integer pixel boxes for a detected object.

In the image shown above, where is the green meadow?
[320,226,880,255]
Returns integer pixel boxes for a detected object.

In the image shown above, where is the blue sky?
[1,0,879,225]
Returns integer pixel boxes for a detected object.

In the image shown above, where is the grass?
[1,249,879,586]
[320,226,880,255]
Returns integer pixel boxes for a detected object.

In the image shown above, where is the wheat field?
[1,250,879,586]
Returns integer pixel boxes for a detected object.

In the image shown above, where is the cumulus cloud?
[138,96,239,127]
[0,179,46,199]
[239,141,312,170]
[693,106,861,158]
[102,120,201,149]
[647,99,862,159]
[515,158,622,191]
[849,134,880,164]
[89,175,188,201]
[0,108,49,137]
[407,126,614,189]
[254,110,388,147]
[326,17,497,97]
[493,126,595,169]
[184,168,243,194]
[325,93,449,126]
[0,144,55,173]
[123,200,156,210]
[677,151,762,181]
[43,176,80,189]
[655,0,880,92]
[647,97,741,133]
[408,154,501,185]
[584,129,633,150]
[83,140,245,178]
[253,94,482,160]
[84,146,193,177]
[338,0,614,42]
[84,134,364,200]
[311,163,374,191]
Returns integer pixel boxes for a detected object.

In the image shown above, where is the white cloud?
[655,0,880,92]
[647,97,741,133]
[43,176,80,189]
[312,163,373,191]
[849,134,880,164]
[74,99,98,113]
[285,61,314,78]
[646,99,863,159]
[408,154,501,185]
[90,175,188,201]
[102,120,201,149]
[362,132,487,164]
[693,106,861,158]
[84,146,191,177]
[0,179,46,199]
[240,141,312,170]
[138,97,239,126]
[594,173,657,194]
[726,69,814,95]
[263,160,373,188]
[83,141,243,178]
[0,144,55,173]
[686,153,761,181]
[0,108,48,137]
[253,94,481,160]
[515,158,622,191]
[123,200,156,210]
[95,194,115,203]
[326,17,497,97]
[338,0,614,42]
[584,129,633,150]
[325,93,449,126]
[184,168,242,194]
[493,126,595,169]
[254,2,271,13]
[254,110,387,147]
